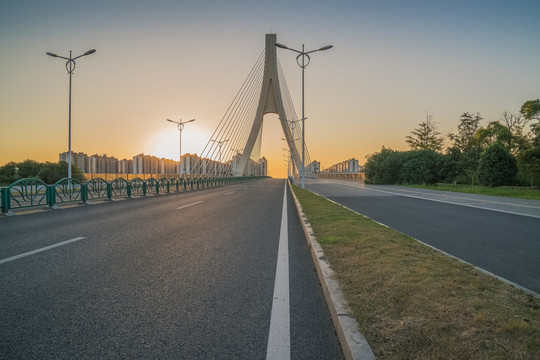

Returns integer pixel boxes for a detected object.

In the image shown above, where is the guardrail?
[1,176,265,215]
[316,172,364,181]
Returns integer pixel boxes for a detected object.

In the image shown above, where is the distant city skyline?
[57,150,267,177]
[2,1,539,178]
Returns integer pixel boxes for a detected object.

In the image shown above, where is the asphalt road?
[0,178,344,359]
[305,179,540,295]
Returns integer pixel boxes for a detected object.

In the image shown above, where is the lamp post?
[211,139,228,176]
[275,42,332,189]
[283,148,293,178]
[281,137,300,178]
[46,49,96,180]
[166,118,195,176]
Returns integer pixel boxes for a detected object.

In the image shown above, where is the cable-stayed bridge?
[191,34,312,178]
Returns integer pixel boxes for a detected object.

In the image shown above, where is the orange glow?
[1,2,538,179]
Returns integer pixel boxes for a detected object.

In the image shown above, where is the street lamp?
[283,148,293,178]
[166,118,195,176]
[281,137,299,178]
[46,49,96,180]
[211,139,228,176]
[275,42,332,189]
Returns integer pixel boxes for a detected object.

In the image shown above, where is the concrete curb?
[288,181,376,360]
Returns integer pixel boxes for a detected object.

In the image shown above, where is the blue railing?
[1,176,266,214]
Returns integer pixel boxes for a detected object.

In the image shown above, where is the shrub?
[399,150,441,185]
[477,143,518,187]
[364,148,404,184]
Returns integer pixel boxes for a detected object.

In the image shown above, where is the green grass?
[404,183,540,200]
[291,184,540,360]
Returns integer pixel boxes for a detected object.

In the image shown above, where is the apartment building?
[59,151,89,172]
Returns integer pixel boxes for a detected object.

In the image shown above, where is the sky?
[1,0,539,178]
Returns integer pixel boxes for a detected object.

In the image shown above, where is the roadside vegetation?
[0,159,84,185]
[292,184,539,360]
[364,99,540,188]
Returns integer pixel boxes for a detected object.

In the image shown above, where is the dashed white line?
[266,181,290,360]
[176,201,204,210]
[0,237,86,265]
[224,191,235,196]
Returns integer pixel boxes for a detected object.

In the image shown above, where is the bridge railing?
[317,172,365,181]
[1,176,267,215]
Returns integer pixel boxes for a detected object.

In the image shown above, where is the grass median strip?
[291,184,539,360]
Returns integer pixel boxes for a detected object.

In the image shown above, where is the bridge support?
[237,34,302,176]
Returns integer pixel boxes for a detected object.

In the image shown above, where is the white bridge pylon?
[237,34,302,177]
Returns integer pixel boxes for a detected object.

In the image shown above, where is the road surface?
[0,178,344,359]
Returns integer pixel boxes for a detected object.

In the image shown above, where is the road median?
[290,183,539,360]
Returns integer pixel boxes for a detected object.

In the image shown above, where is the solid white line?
[0,237,86,265]
[176,200,204,210]
[334,181,540,219]
[224,191,235,196]
[266,181,290,360]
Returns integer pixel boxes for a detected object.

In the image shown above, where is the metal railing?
[317,172,365,181]
[1,176,266,214]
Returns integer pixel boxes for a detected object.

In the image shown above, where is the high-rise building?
[59,151,89,172]
[118,159,133,174]
[258,157,267,176]
[180,153,200,175]
[88,154,118,174]
[307,160,320,175]
[133,153,177,175]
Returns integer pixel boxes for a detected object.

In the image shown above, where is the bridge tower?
[237,34,302,176]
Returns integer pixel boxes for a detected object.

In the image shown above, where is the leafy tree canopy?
[0,160,84,184]
[406,113,444,152]
[520,99,540,121]
[477,143,518,187]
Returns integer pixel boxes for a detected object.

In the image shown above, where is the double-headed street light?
[283,148,293,178]
[166,118,196,176]
[211,139,229,176]
[47,49,96,180]
[275,42,332,189]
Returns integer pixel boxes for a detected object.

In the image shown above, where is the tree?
[0,162,19,184]
[36,161,84,184]
[399,150,442,185]
[517,147,540,187]
[476,121,515,152]
[520,99,540,148]
[448,112,482,150]
[406,113,444,152]
[520,99,540,121]
[16,159,44,178]
[477,143,518,187]
[447,112,483,182]
[0,160,84,185]
[500,110,531,153]
[364,147,404,184]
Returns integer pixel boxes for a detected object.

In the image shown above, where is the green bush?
[477,143,518,187]
[0,160,84,185]
[364,148,404,184]
[399,150,441,185]
[365,148,445,185]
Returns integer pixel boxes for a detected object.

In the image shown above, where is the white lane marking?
[243,187,249,190]
[176,200,204,210]
[266,181,290,360]
[224,191,235,196]
[335,182,540,219]
[0,237,86,265]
